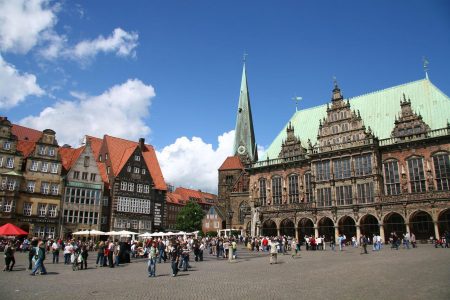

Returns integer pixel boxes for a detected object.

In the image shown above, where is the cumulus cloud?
[19,79,155,146]
[0,0,57,54]
[0,54,44,109]
[157,130,235,193]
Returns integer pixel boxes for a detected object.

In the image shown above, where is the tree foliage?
[175,201,205,232]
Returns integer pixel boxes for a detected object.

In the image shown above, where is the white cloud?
[68,28,138,62]
[157,130,235,194]
[19,79,154,146]
[0,0,57,54]
[0,54,44,109]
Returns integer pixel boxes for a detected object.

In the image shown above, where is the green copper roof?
[262,78,450,160]
[233,63,257,161]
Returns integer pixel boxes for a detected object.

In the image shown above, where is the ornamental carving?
[391,94,430,139]
[278,122,306,159]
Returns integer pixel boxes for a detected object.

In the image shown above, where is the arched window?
[239,202,250,224]
[304,172,314,202]
[433,153,450,191]
[383,160,401,195]
[259,178,267,206]
[272,176,282,205]
[288,174,299,203]
[407,157,425,193]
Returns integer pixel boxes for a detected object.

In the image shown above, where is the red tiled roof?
[11,124,42,142]
[173,187,217,205]
[59,146,84,171]
[142,145,167,191]
[218,156,244,171]
[16,140,36,158]
[117,146,137,176]
[86,135,109,184]
[166,192,185,205]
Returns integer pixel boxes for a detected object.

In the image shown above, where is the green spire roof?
[262,78,450,160]
[233,63,257,161]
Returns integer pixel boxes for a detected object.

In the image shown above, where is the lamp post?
[227,209,234,262]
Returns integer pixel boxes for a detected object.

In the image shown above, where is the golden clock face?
[238,145,246,155]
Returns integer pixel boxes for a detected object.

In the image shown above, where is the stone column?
[295,226,299,241]
[314,226,319,238]
[406,223,411,234]
[379,224,385,243]
[334,226,339,243]
[356,225,361,243]
[277,225,281,237]
[434,221,440,239]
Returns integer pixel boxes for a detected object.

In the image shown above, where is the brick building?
[219,64,450,242]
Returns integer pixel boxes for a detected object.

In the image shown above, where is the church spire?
[233,61,257,162]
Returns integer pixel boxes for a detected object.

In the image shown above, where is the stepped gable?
[219,156,244,171]
[278,122,306,158]
[391,94,431,139]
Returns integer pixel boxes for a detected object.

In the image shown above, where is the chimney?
[139,138,145,151]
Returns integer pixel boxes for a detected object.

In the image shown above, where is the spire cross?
[292,96,302,112]
[422,56,429,80]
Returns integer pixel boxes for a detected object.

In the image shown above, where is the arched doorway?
[438,209,450,236]
[360,214,379,237]
[410,211,434,240]
[383,212,406,241]
[262,220,277,237]
[280,219,295,237]
[338,216,356,240]
[298,218,314,240]
[318,217,334,240]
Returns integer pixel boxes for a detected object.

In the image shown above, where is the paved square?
[1,244,449,300]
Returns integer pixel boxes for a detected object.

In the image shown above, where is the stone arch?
[383,212,406,242]
[262,219,277,237]
[280,218,295,237]
[317,217,334,240]
[359,214,380,237]
[438,208,450,236]
[238,201,250,224]
[338,215,356,241]
[409,210,434,240]
[297,218,314,240]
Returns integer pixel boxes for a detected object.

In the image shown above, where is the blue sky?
[1,0,449,192]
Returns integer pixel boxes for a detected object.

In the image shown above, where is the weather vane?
[292,95,302,112]
[243,51,248,63]
[422,56,429,80]
[333,75,337,87]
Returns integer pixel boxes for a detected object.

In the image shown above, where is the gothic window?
[317,187,332,207]
[357,182,374,204]
[259,178,267,206]
[354,154,372,176]
[336,185,352,205]
[407,157,426,193]
[316,160,330,181]
[239,202,249,223]
[333,157,351,179]
[304,172,314,202]
[383,160,401,195]
[288,174,299,203]
[433,153,450,191]
[272,176,282,205]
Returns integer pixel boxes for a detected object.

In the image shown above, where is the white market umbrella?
[116,230,139,235]
[138,232,151,237]
[105,231,122,236]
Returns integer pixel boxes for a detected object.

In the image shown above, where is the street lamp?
[227,209,234,232]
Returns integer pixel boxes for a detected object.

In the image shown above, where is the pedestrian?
[96,241,105,267]
[51,240,60,264]
[361,235,368,254]
[108,240,115,268]
[148,242,157,277]
[30,241,47,275]
[269,240,278,264]
[28,238,38,270]
[411,232,417,248]
[170,242,180,277]
[114,241,120,267]
[80,245,88,270]
[64,241,72,264]
[291,238,298,258]
[330,235,336,251]
[3,240,15,271]
[231,239,237,259]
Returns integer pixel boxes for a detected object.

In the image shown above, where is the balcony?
[380,190,450,203]
[379,127,450,147]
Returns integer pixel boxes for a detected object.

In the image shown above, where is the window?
[84,156,90,167]
[239,202,250,223]
[433,154,450,191]
[2,199,14,212]
[41,162,49,172]
[30,160,38,171]
[383,160,401,195]
[354,154,372,176]
[41,182,50,194]
[73,171,80,179]
[128,182,134,192]
[334,157,351,179]
[304,173,314,203]
[38,204,47,217]
[38,145,45,155]
[259,178,267,206]
[3,141,11,150]
[336,185,353,205]
[135,155,140,161]
[142,168,146,175]
[205,222,210,228]
[105,153,108,160]
[288,175,299,203]
[27,181,36,193]
[134,167,140,174]
[143,185,150,193]
[408,157,426,193]
[23,203,32,216]
[51,184,59,195]
[48,205,57,217]
[107,166,110,174]
[272,177,282,204]
[50,163,58,174]
[101,216,107,224]
[316,160,331,181]
[0,156,3,167]
[357,182,374,204]
[120,181,127,191]
[137,184,143,193]
[7,179,17,191]
[103,196,109,206]
[6,157,14,168]
[90,173,96,181]
[317,188,332,207]
[127,165,131,172]
[99,155,102,162]
[48,148,55,156]
[82,172,88,180]
[116,197,151,214]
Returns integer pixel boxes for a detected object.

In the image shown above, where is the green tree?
[176,201,206,232]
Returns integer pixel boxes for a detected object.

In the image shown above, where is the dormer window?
[127,165,131,172]
[38,146,46,155]
[135,155,140,161]
[134,167,140,174]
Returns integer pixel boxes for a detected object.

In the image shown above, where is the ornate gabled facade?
[219,74,450,242]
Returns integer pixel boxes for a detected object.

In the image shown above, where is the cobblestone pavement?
[1,244,449,300]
